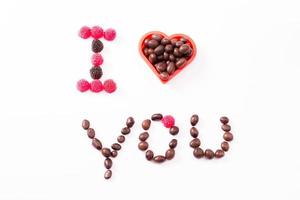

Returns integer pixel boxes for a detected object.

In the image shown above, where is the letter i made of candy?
[77,26,117,94]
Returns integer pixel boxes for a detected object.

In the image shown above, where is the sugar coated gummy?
[162,115,175,128]
[79,26,91,39]
[103,79,117,93]
[77,79,90,92]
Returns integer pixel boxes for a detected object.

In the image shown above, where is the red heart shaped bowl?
[139,31,197,84]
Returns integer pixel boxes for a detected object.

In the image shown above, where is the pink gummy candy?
[77,79,90,92]
[91,26,104,39]
[90,80,104,93]
[162,115,175,128]
[91,53,103,66]
[79,26,91,39]
[103,79,117,93]
[104,28,116,41]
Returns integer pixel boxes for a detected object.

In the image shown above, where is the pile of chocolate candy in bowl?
[141,33,196,82]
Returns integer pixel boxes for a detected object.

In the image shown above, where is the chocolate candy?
[190,138,201,148]
[143,34,193,81]
[82,119,90,130]
[92,138,102,150]
[193,148,204,158]
[169,139,177,149]
[126,117,135,128]
[204,149,214,159]
[190,127,199,138]
[223,132,233,141]
[190,114,199,126]
[90,67,103,79]
[104,170,112,179]
[169,126,179,135]
[101,148,111,157]
[87,128,95,139]
[215,149,225,158]
[165,149,175,160]
[111,143,121,151]
[104,158,113,169]
[139,132,149,141]
[117,135,125,143]
[153,155,166,163]
[151,113,163,121]
[221,141,229,151]
[121,127,130,135]
[92,40,104,53]
[146,150,154,160]
[142,119,151,130]
[138,141,149,151]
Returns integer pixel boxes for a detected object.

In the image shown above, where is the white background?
[0,0,299,199]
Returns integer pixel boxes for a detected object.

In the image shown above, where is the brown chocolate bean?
[87,128,95,139]
[139,132,149,141]
[190,114,199,126]
[193,148,204,158]
[151,113,163,121]
[179,44,191,54]
[165,149,175,160]
[82,119,90,130]
[171,38,178,46]
[161,38,170,45]
[190,138,201,148]
[153,155,166,163]
[223,132,233,141]
[104,170,112,179]
[147,48,154,55]
[157,55,164,61]
[190,127,199,138]
[104,158,113,169]
[222,124,231,132]
[126,117,135,128]
[180,37,187,43]
[111,143,121,151]
[92,40,104,53]
[154,45,165,55]
[221,141,229,151]
[215,149,225,158]
[117,135,125,143]
[156,62,167,72]
[169,54,176,62]
[101,148,111,157]
[121,127,130,135]
[159,72,169,81]
[142,119,151,130]
[111,150,118,158]
[169,139,177,149]
[167,62,176,75]
[175,41,184,47]
[148,53,157,64]
[175,58,186,68]
[151,34,162,41]
[146,150,154,160]
[205,149,214,159]
[173,48,182,57]
[138,141,149,151]
[144,38,150,46]
[147,39,159,48]
[144,47,149,56]
[220,116,229,124]
[164,44,173,53]
[92,138,102,150]
[163,52,169,60]
[169,126,179,135]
